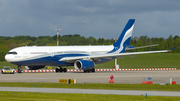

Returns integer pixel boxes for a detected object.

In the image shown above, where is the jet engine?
[74,60,95,70]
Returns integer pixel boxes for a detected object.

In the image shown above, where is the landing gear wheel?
[17,65,22,73]
[56,66,67,73]
[92,68,95,72]
[18,69,21,73]
[63,68,67,72]
[55,68,59,73]
[59,68,63,72]
[87,69,91,73]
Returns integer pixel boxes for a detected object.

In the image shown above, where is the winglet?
[170,46,177,51]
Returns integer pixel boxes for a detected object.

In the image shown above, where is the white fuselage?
[5,45,114,66]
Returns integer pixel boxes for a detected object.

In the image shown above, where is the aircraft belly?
[53,61,74,66]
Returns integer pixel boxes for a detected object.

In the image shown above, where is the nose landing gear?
[17,65,22,73]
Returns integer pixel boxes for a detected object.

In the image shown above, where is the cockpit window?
[7,51,17,55]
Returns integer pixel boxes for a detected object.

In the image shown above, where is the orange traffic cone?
[109,80,114,83]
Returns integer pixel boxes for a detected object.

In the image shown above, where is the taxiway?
[0,87,180,97]
[0,70,179,84]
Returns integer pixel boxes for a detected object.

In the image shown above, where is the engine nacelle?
[27,66,45,70]
[74,60,95,70]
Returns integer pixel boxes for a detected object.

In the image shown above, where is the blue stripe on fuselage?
[10,53,116,66]
[10,53,89,66]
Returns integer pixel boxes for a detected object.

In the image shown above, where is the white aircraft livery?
[5,19,177,73]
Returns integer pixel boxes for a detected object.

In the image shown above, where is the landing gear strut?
[56,66,67,73]
[17,65,22,73]
[84,68,95,73]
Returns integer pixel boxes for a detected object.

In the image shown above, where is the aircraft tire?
[63,68,67,72]
[55,68,59,73]
[59,68,63,72]
[92,68,95,72]
[18,69,21,73]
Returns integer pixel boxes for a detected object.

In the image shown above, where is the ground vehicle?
[1,66,15,74]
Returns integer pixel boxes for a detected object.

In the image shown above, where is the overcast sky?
[0,0,180,39]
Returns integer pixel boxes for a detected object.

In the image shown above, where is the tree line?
[0,34,179,61]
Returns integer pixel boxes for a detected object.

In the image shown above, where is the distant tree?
[174,37,180,53]
[0,43,8,61]
[174,35,180,40]
[98,38,105,44]
[167,35,174,49]
[0,34,180,60]
[159,38,166,50]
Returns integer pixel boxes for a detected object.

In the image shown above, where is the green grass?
[1,82,180,100]
[0,61,17,69]
[96,53,180,68]
[0,91,180,101]
[0,82,180,91]
[1,53,180,69]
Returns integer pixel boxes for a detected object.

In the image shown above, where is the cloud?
[0,0,180,39]
[77,6,99,13]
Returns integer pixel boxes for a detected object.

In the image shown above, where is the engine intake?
[74,60,95,70]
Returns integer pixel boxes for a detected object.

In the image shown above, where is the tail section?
[112,19,135,53]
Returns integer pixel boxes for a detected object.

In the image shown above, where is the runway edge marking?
[0,68,176,73]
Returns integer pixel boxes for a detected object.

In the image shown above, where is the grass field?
[0,82,180,91]
[1,53,180,69]
[0,91,180,101]
[0,82,180,101]
[96,53,180,68]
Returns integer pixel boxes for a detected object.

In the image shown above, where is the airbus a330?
[5,19,176,73]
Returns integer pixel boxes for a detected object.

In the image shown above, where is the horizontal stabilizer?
[126,44,159,50]
[128,54,135,57]
[170,46,177,51]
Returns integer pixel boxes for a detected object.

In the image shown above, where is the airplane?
[5,19,177,73]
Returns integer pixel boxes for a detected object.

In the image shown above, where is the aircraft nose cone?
[5,55,11,62]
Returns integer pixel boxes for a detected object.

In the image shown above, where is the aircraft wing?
[125,44,159,51]
[59,46,177,63]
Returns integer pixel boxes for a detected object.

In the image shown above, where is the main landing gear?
[56,66,67,73]
[84,68,95,73]
[55,67,95,73]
